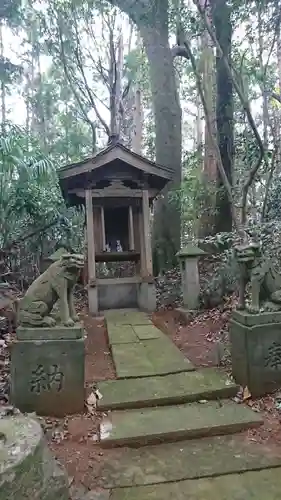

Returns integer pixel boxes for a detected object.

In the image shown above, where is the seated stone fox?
[234,241,281,313]
[18,253,85,327]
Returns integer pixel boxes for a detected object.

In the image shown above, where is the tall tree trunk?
[107,0,182,271]
[198,10,217,237]
[257,6,269,149]
[211,0,233,233]
[0,21,6,133]
[141,24,182,273]
[276,21,281,172]
[132,89,143,153]
[131,32,143,153]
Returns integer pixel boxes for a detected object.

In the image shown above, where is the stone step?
[107,324,162,345]
[99,400,262,448]
[111,337,194,379]
[109,467,281,500]
[105,310,152,326]
[100,435,281,489]
[97,369,238,410]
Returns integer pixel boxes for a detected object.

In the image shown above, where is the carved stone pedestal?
[230,310,281,397]
[11,325,85,417]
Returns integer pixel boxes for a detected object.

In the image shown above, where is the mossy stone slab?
[97,369,237,410]
[100,400,262,447]
[100,435,281,488]
[107,324,139,345]
[132,325,162,340]
[111,338,194,379]
[110,468,281,500]
[111,342,154,378]
[105,310,152,326]
[143,338,194,374]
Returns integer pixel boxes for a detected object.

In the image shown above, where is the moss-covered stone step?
[111,337,194,378]
[132,325,163,340]
[100,435,281,488]
[99,400,263,448]
[107,324,162,345]
[105,310,152,326]
[97,369,237,410]
[110,467,281,500]
[107,324,139,345]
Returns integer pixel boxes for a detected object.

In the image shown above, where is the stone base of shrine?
[10,325,85,417]
[230,310,281,397]
[89,277,156,314]
[88,286,98,315]
[138,281,156,313]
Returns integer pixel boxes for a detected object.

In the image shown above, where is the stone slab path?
[110,468,281,500]
[100,400,262,447]
[111,339,194,379]
[100,435,281,489]
[100,310,281,499]
[106,310,194,378]
[97,369,238,410]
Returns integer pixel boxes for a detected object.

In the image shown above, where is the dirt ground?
[47,307,281,494]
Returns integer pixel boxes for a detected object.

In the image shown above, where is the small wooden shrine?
[58,141,172,314]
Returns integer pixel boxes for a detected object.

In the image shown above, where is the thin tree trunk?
[107,0,182,271]
[115,33,124,138]
[276,22,281,173]
[211,0,234,233]
[258,6,269,149]
[0,22,6,133]
[198,9,217,237]
[132,89,143,153]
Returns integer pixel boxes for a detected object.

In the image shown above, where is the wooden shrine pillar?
[85,189,98,313]
[101,206,106,251]
[85,189,96,284]
[142,189,153,276]
[128,205,135,251]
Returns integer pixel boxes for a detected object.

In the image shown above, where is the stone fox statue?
[234,241,281,313]
[18,254,85,327]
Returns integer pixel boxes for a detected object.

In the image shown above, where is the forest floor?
[35,300,281,496]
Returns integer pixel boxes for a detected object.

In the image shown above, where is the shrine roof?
[58,142,173,202]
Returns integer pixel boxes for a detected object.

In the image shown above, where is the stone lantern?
[177,244,206,310]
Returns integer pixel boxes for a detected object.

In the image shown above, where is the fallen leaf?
[242,386,252,401]
[95,389,103,400]
[87,392,97,406]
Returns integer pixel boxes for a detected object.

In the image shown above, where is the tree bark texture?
[107,0,182,272]
[198,16,218,237]
[211,0,234,233]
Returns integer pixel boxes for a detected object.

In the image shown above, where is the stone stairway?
[97,310,281,499]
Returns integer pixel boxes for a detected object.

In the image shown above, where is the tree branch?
[182,39,241,232]
[171,45,190,59]
[271,92,281,104]
[57,20,97,152]
[105,0,149,18]
[261,145,278,221]
[194,0,265,225]
[70,6,111,137]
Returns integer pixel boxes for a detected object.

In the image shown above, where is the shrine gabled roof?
[58,142,173,183]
